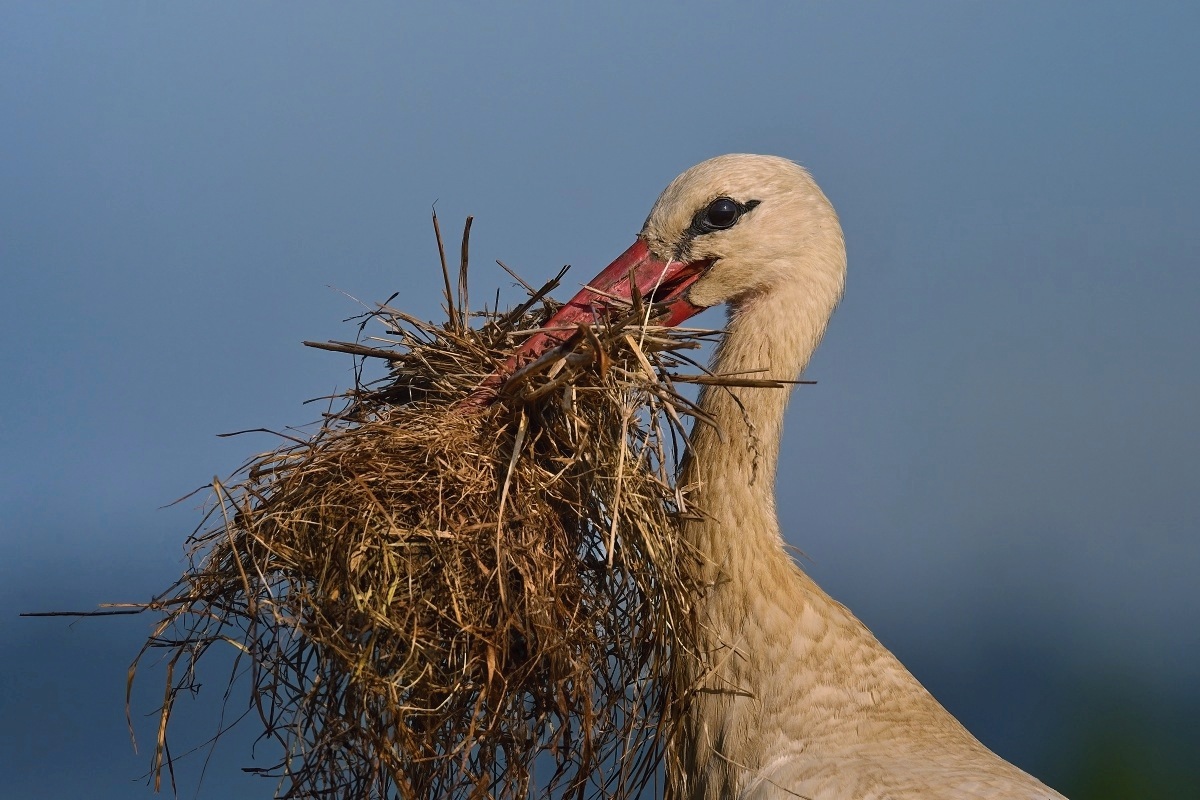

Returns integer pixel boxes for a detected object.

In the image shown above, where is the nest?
[131,221,730,799]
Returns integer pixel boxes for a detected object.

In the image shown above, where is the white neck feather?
[683,270,837,579]
[673,265,1063,800]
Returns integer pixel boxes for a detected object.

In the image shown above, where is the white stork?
[515,154,1068,800]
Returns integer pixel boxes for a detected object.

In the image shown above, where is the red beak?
[514,239,710,362]
[467,239,711,404]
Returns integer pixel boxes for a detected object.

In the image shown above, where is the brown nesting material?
[131,235,726,800]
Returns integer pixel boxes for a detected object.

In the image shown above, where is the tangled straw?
[128,219,740,799]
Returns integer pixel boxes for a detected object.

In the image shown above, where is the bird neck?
[673,276,856,795]
[683,277,838,576]
[673,263,1011,798]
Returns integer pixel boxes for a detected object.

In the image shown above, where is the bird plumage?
[633,155,1067,800]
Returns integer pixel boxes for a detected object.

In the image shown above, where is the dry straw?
[128,217,733,799]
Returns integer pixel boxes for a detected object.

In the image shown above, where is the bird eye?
[704,198,741,230]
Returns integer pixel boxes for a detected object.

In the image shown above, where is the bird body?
[526,155,1068,799]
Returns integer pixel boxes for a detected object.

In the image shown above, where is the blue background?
[2,3,1197,797]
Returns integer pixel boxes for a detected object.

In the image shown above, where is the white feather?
[641,155,1067,800]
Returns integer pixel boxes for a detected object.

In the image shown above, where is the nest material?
[132,230,730,800]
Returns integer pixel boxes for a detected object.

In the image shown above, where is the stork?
[512,154,1067,799]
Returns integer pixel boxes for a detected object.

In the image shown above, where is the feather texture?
[642,155,1067,800]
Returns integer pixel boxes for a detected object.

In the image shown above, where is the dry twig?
[122,218,773,800]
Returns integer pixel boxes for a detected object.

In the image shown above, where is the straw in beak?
[463,239,710,405]
[514,239,709,363]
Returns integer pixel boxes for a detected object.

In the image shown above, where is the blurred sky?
[2,3,1197,798]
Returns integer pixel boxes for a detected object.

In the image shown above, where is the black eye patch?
[687,197,761,238]
[704,198,740,229]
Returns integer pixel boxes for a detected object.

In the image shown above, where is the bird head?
[496,153,846,380]
[639,153,845,312]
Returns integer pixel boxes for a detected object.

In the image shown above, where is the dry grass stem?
[126,221,769,800]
